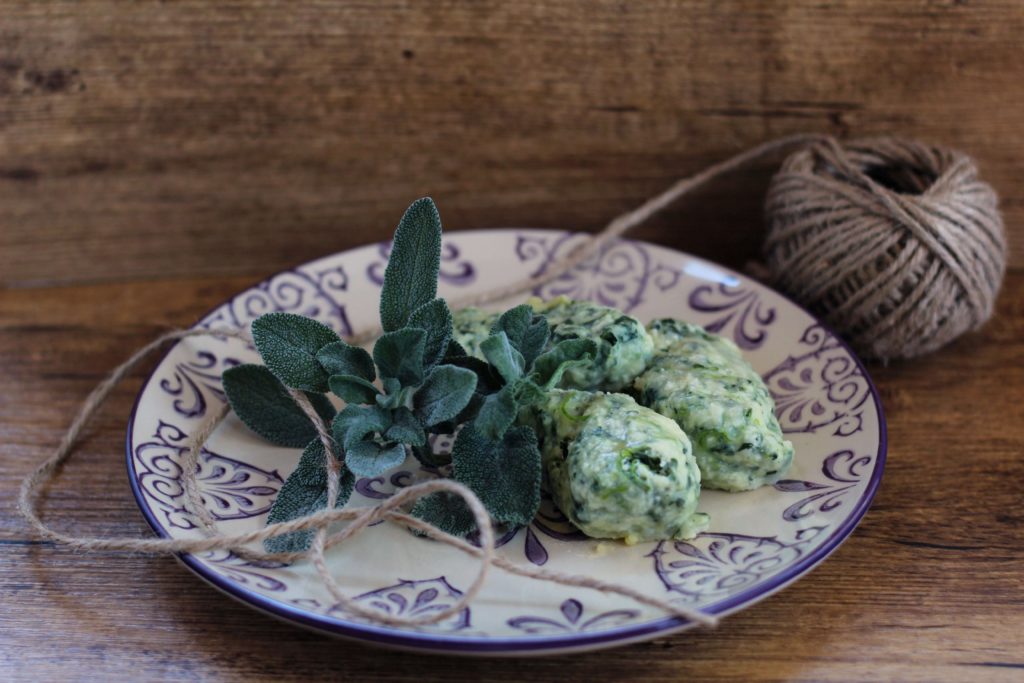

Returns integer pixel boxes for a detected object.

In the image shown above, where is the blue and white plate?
[126,229,886,655]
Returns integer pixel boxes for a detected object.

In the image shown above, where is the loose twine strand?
[23,132,1001,631]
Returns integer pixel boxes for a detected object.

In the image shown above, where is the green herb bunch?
[221,198,593,552]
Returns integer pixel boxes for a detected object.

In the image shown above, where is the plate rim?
[124,228,888,654]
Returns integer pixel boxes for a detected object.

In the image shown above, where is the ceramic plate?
[126,229,886,655]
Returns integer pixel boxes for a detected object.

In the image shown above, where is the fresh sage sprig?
[221,196,593,551]
[411,305,597,536]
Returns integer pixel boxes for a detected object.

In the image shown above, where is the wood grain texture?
[2,273,1023,682]
[1,0,1023,287]
[2,2,1024,680]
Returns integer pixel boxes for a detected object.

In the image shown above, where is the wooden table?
[1,266,1021,682]
[3,2,1024,680]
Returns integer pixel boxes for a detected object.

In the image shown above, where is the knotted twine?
[20,133,1005,631]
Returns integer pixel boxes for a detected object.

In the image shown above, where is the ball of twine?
[763,137,1006,361]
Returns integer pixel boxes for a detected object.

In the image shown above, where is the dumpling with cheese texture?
[634,319,793,492]
[451,298,654,392]
[529,389,708,544]
[451,306,498,358]
[527,297,653,392]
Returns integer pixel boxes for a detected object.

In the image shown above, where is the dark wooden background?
[2,0,1023,287]
[2,2,1022,681]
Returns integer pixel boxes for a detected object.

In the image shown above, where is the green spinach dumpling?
[451,307,498,359]
[527,297,653,391]
[530,389,708,544]
[452,297,654,392]
[634,319,793,492]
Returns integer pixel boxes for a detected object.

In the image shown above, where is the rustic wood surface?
[2,273,1023,682]
[2,1,1023,681]
[2,0,1023,287]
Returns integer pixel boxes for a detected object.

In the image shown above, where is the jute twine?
[20,133,1004,632]
[765,137,1005,360]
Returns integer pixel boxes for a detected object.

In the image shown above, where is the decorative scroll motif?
[763,323,871,436]
[651,526,828,602]
[348,577,472,631]
[687,282,777,350]
[133,421,283,530]
[774,450,873,521]
[198,550,288,592]
[200,264,353,337]
[514,233,681,314]
[159,351,241,419]
[507,598,640,634]
[367,240,476,288]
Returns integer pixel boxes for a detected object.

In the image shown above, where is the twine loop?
[18,327,717,629]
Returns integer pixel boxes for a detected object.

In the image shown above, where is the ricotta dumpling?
[451,306,498,358]
[452,298,654,392]
[530,389,708,544]
[527,297,654,392]
[634,319,794,492]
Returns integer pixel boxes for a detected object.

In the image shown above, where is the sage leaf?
[411,443,451,468]
[332,404,391,449]
[414,364,477,427]
[492,304,550,368]
[345,439,408,478]
[264,438,354,553]
[531,338,597,389]
[251,312,340,392]
[451,423,542,528]
[513,378,546,406]
[379,197,442,332]
[223,364,336,448]
[410,492,477,538]
[474,383,518,441]
[317,341,375,382]
[374,328,427,385]
[407,298,453,368]
[444,338,468,360]
[328,374,380,405]
[480,332,525,384]
[385,407,426,446]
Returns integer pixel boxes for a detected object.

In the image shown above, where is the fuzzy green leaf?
[407,298,453,368]
[444,338,468,360]
[328,374,380,405]
[385,407,426,446]
[480,332,525,384]
[373,328,427,385]
[410,492,477,538]
[414,364,477,427]
[264,438,354,553]
[223,364,336,448]
[513,378,546,406]
[332,404,391,449]
[317,341,375,382]
[474,383,518,441]
[379,198,442,332]
[445,354,500,389]
[411,443,451,468]
[531,338,598,389]
[492,305,551,369]
[250,312,340,392]
[451,423,541,528]
[345,439,407,477]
